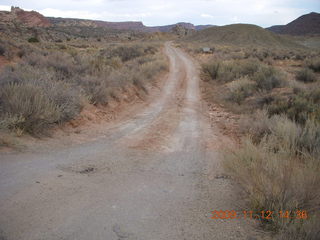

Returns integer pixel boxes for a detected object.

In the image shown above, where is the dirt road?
[0,43,264,240]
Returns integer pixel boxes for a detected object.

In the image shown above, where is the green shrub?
[296,68,317,83]
[28,37,39,43]
[226,77,256,104]
[217,63,236,82]
[202,62,220,80]
[268,90,320,125]
[202,59,261,82]
[107,45,146,62]
[235,59,260,76]
[253,66,284,91]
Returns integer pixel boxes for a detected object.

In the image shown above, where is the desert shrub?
[58,44,67,50]
[224,115,320,236]
[17,49,26,58]
[236,59,260,76]
[226,77,256,104]
[0,45,5,56]
[268,90,320,125]
[23,52,47,67]
[144,46,157,54]
[253,66,284,91]
[202,59,260,82]
[37,80,83,121]
[23,51,77,79]
[76,75,112,105]
[0,42,167,134]
[0,64,41,85]
[139,57,168,80]
[307,57,320,72]
[217,63,237,82]
[0,83,60,134]
[240,109,271,143]
[28,37,39,43]
[297,119,320,157]
[107,45,146,62]
[202,61,235,82]
[43,52,76,79]
[0,65,83,124]
[296,68,317,83]
[202,62,220,80]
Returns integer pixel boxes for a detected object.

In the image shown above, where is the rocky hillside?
[151,22,195,32]
[195,25,216,30]
[48,18,204,32]
[187,24,303,48]
[170,24,195,37]
[0,6,51,27]
[267,12,320,35]
[0,6,214,33]
[48,17,146,31]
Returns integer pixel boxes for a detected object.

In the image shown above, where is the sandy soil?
[0,42,268,240]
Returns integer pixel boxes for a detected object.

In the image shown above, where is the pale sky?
[0,0,319,27]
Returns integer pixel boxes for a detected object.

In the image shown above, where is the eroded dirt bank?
[0,43,267,240]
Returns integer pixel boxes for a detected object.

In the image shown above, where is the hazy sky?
[0,0,319,27]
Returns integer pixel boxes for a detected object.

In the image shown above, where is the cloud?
[0,0,317,26]
[40,8,101,20]
[0,5,11,11]
[200,14,215,19]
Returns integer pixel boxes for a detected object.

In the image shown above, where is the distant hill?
[267,12,320,35]
[48,17,147,31]
[151,22,195,32]
[169,24,196,37]
[195,25,216,31]
[48,18,211,32]
[0,6,213,33]
[0,6,51,27]
[187,24,303,48]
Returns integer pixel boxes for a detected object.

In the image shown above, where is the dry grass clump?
[226,77,256,104]
[202,59,286,106]
[306,57,320,72]
[0,66,83,134]
[252,66,285,91]
[105,45,157,62]
[0,83,61,134]
[224,114,320,238]
[268,88,320,125]
[202,59,260,82]
[296,68,317,83]
[0,44,5,56]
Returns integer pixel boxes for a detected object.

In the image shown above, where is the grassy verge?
[196,45,320,238]
[0,41,168,135]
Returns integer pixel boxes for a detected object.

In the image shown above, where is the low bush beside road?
[0,42,168,135]
[198,46,320,239]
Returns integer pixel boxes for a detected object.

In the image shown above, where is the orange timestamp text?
[211,210,308,220]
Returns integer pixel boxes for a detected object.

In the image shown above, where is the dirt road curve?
[0,43,264,240]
